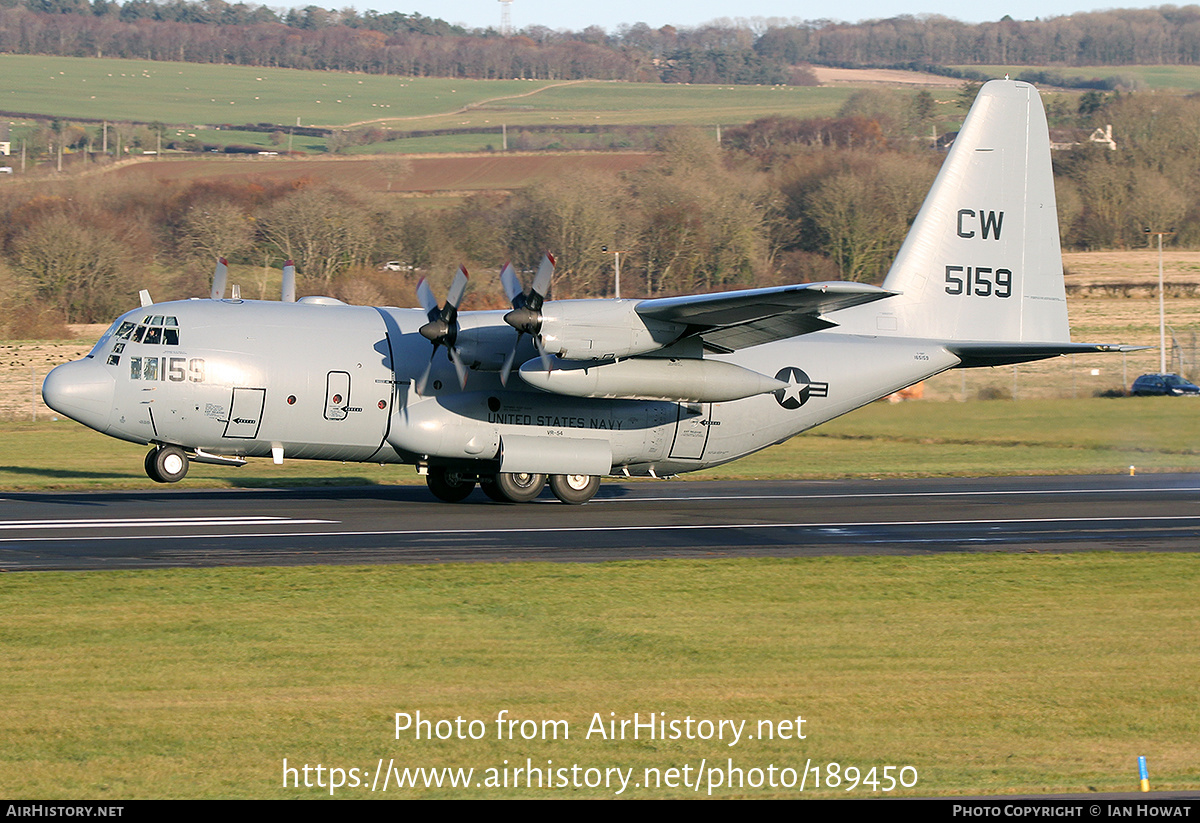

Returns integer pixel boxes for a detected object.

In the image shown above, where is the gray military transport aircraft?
[42,80,1136,504]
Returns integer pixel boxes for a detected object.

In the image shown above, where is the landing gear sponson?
[426,467,600,504]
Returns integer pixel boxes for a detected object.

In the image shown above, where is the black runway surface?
[1,474,1198,571]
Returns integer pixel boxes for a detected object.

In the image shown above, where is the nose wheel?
[145,445,189,483]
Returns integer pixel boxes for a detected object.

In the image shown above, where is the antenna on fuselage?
[282,260,296,302]
[210,257,228,300]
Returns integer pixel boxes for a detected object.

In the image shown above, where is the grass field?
[0,394,1195,492]
[1,554,1195,798]
[0,54,852,132]
[950,64,1200,91]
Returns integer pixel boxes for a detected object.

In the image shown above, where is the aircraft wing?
[635,281,895,353]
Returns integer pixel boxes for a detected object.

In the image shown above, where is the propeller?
[210,257,228,300]
[499,253,555,385]
[414,265,470,395]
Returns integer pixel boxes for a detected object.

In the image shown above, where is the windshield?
[86,319,123,359]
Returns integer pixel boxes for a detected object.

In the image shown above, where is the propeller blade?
[499,343,518,387]
[281,260,296,303]
[414,349,436,396]
[500,262,522,308]
[448,345,469,390]
[530,252,554,310]
[416,278,438,318]
[210,257,228,300]
[534,336,552,373]
[445,265,469,310]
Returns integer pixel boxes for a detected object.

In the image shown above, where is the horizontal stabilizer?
[948,342,1149,368]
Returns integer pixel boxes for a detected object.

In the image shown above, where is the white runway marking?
[1,515,1196,544]
[0,516,337,531]
[600,486,1200,503]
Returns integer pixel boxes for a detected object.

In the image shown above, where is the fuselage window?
[129,357,142,380]
[143,358,158,381]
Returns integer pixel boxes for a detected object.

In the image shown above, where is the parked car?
[381,261,408,272]
[1130,373,1200,396]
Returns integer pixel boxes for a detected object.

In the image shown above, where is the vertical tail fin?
[876,80,1068,344]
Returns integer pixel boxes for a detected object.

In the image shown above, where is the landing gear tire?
[426,466,475,503]
[549,474,600,505]
[146,445,189,483]
[488,472,546,503]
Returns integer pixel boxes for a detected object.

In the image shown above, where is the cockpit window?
[132,316,181,346]
[116,321,136,340]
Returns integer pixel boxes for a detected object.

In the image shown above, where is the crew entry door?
[669,402,711,460]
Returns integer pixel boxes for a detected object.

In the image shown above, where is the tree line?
[11,2,1200,85]
[2,86,1198,337]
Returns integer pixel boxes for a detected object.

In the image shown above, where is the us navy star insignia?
[773,367,828,409]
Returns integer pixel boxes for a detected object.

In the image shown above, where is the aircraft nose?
[42,359,116,433]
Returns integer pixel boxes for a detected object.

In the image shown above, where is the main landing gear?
[425,468,600,505]
[548,473,601,505]
[145,445,189,483]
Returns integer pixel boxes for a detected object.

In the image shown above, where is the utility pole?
[1145,228,1174,373]
[601,246,630,299]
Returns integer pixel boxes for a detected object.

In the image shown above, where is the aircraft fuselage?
[44,297,956,481]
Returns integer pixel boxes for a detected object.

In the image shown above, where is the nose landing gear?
[145,445,189,483]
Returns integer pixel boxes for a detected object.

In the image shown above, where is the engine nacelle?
[536,300,685,361]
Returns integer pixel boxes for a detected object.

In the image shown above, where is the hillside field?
[950,64,1200,90]
[0,54,853,131]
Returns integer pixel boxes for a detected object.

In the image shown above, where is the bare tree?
[257,186,374,290]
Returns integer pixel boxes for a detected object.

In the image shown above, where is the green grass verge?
[4,396,1196,491]
[1,555,1195,798]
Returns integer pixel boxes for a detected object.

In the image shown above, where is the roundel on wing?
[773,367,828,410]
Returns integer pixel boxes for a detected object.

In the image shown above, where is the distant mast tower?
[499,0,513,35]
